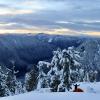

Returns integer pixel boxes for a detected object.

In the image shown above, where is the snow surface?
[75,82,100,93]
[0,82,100,100]
[0,92,100,100]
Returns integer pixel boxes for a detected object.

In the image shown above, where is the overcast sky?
[0,0,100,36]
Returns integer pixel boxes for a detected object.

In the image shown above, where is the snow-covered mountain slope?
[0,33,100,78]
[77,39,100,81]
[0,33,84,77]
[1,82,100,100]
[78,40,100,69]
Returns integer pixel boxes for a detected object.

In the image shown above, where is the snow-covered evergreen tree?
[6,61,25,95]
[25,66,38,92]
[88,70,98,82]
[50,74,61,92]
[26,46,98,93]
[36,61,50,90]
[51,48,62,71]
[36,47,81,92]
[0,66,10,97]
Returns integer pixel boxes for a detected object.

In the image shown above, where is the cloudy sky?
[0,0,100,36]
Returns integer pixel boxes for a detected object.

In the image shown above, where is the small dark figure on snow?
[73,84,84,92]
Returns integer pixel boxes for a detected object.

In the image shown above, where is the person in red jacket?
[73,84,84,92]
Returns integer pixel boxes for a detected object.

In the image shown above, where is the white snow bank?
[0,82,100,100]
[0,92,100,100]
[75,82,100,93]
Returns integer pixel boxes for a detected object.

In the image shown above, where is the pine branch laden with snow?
[0,64,25,97]
[36,47,83,92]
[25,66,38,92]
[35,47,98,93]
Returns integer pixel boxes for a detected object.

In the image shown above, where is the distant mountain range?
[0,33,100,77]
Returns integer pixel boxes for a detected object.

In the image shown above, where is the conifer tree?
[6,60,24,95]
[25,66,38,92]
[0,66,10,97]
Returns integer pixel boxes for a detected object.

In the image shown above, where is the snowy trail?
[0,92,100,100]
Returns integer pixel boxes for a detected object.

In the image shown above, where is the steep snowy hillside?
[78,40,100,69]
[0,33,84,77]
[0,33,100,79]
[77,39,100,81]
[0,82,100,100]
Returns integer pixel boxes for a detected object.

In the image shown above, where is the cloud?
[84,31,100,36]
[0,0,100,35]
[0,8,33,15]
[0,4,9,8]
[56,20,100,32]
